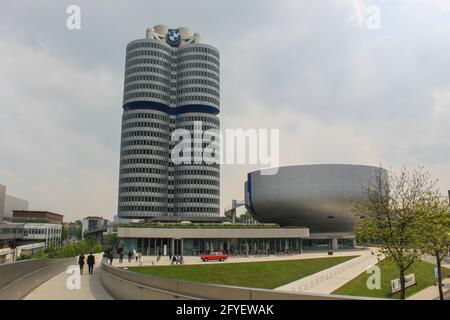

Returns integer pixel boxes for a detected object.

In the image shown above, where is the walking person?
[87,252,95,275]
[119,251,124,263]
[78,253,85,275]
[133,248,137,262]
[128,250,133,262]
[109,251,114,265]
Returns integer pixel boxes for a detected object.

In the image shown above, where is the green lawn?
[333,259,450,299]
[128,256,357,289]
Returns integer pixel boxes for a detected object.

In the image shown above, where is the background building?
[118,25,220,220]
[0,184,29,221]
[12,210,63,224]
[22,223,62,249]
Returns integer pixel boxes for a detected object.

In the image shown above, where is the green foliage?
[129,256,357,289]
[36,239,104,259]
[104,233,118,245]
[333,259,450,299]
[353,165,445,299]
[18,253,32,260]
[61,227,68,241]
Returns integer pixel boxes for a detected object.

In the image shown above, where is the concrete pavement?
[275,248,382,294]
[107,249,368,268]
[24,253,112,300]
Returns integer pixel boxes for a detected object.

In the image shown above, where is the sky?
[0,0,449,222]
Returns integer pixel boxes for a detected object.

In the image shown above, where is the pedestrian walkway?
[24,253,112,300]
[407,278,450,300]
[108,249,368,268]
[275,248,382,294]
[407,256,450,300]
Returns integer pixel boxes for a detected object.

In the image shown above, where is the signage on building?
[166,29,181,46]
[390,274,416,293]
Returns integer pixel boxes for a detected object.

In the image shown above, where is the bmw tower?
[118,25,220,220]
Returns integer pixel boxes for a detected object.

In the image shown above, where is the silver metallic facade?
[118,26,220,219]
[245,164,386,233]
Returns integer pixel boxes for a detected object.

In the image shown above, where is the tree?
[61,227,68,242]
[104,233,118,246]
[417,195,450,300]
[354,166,438,300]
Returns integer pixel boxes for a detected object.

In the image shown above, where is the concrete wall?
[0,257,76,299]
[100,262,368,300]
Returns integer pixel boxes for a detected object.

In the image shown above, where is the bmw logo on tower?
[166,29,181,46]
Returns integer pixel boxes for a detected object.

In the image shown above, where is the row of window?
[175,188,220,195]
[123,111,168,122]
[122,121,169,131]
[119,196,167,203]
[177,78,219,90]
[178,86,220,99]
[120,186,166,193]
[122,130,169,139]
[121,148,168,157]
[177,62,219,74]
[118,206,219,214]
[177,95,220,107]
[177,198,220,204]
[121,158,168,166]
[121,139,168,149]
[176,179,220,186]
[124,82,170,94]
[177,70,220,83]
[176,169,219,177]
[177,115,220,126]
[121,167,167,175]
[128,41,172,55]
[125,66,171,79]
[125,74,172,86]
[178,46,219,59]
[127,49,171,61]
[126,58,171,69]
[177,54,219,66]
[120,176,167,184]
[124,91,169,102]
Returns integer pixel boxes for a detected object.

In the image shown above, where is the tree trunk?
[400,268,406,300]
[436,252,444,301]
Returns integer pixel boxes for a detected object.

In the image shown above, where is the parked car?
[200,252,229,262]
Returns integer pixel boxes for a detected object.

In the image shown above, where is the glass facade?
[119,237,355,256]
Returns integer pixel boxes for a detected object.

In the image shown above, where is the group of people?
[103,248,142,265]
[170,255,184,264]
[77,252,96,275]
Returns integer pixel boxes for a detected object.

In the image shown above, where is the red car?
[200,252,229,262]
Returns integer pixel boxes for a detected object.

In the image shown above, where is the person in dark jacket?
[87,252,95,275]
[78,253,85,274]
[127,250,133,262]
[109,251,114,265]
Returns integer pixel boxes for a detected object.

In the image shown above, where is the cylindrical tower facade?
[175,43,220,217]
[118,27,220,219]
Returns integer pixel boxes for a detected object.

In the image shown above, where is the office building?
[0,184,29,221]
[118,25,220,220]
[12,210,63,224]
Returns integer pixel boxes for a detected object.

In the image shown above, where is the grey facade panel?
[245,164,386,233]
